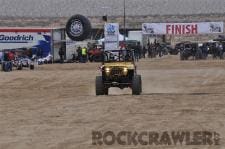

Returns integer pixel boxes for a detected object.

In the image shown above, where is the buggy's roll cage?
[102,49,135,64]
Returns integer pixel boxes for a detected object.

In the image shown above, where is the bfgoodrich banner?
[0,28,51,57]
[142,22,224,35]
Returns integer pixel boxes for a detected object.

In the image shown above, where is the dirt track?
[0,55,225,149]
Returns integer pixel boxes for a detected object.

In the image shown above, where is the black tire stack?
[66,14,92,41]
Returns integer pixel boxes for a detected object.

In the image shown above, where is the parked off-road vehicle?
[179,42,203,60]
[96,50,142,95]
[88,44,103,62]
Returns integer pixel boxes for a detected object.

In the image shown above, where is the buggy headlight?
[123,67,128,75]
[105,67,110,73]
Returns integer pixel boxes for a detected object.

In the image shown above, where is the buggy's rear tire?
[66,14,92,41]
[104,87,109,95]
[96,76,105,95]
[137,75,142,93]
[30,64,34,70]
[132,75,141,95]
[17,64,23,70]
[180,53,184,60]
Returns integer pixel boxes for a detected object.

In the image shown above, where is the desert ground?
[0,55,225,149]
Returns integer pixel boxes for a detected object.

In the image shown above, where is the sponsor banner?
[142,22,224,35]
[0,30,51,57]
[0,32,50,49]
[0,34,34,43]
[104,23,119,50]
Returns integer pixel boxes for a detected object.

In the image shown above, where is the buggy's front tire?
[132,75,141,95]
[137,75,142,93]
[96,76,105,95]
[104,87,109,95]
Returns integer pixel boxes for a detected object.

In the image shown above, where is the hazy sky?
[0,0,224,17]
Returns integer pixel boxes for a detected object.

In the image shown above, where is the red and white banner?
[142,22,224,35]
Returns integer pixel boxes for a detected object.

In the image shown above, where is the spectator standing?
[142,46,147,58]
[202,44,208,59]
[58,47,65,63]
[8,51,15,61]
[81,47,87,63]
[134,47,139,62]
[147,43,152,58]
[0,51,2,62]
[76,46,82,62]
[137,42,142,59]
[218,43,224,59]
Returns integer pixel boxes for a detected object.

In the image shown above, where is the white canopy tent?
[98,34,128,45]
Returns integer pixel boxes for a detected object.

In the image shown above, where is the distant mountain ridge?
[0,0,224,18]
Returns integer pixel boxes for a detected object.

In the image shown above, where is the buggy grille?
[111,67,123,76]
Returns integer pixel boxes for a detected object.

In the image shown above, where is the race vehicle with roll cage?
[179,42,203,60]
[96,49,142,95]
[1,49,34,71]
[12,49,35,70]
[14,55,35,70]
[87,43,103,62]
[65,15,143,95]
[37,53,53,65]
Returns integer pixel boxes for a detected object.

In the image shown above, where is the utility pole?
[102,6,109,22]
[123,0,126,48]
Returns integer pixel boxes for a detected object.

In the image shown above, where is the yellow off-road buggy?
[96,50,142,95]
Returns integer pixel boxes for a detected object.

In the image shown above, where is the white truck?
[128,31,143,46]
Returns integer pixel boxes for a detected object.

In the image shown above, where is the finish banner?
[142,22,224,35]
